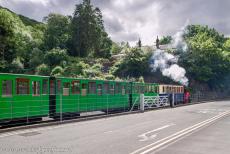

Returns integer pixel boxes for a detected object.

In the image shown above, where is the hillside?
[0,5,43,27]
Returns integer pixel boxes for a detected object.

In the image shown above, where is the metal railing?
[143,95,169,108]
[0,91,229,127]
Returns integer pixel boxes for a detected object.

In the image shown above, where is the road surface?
[0,100,230,154]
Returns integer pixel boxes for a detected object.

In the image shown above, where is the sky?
[1,0,230,46]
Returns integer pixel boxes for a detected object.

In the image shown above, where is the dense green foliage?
[43,13,71,50]
[112,48,151,78]
[159,36,172,45]
[0,4,230,90]
[0,7,45,72]
[179,25,230,88]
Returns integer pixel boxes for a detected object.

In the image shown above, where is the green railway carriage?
[51,77,130,117]
[0,73,50,122]
[0,73,160,123]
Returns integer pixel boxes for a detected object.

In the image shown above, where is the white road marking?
[131,110,230,154]
[138,124,175,142]
[103,131,113,134]
[197,109,228,114]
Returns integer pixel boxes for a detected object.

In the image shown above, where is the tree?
[0,8,45,72]
[0,9,19,70]
[112,48,150,78]
[159,36,172,45]
[29,48,44,68]
[223,38,230,51]
[180,25,230,88]
[43,13,70,50]
[70,0,111,57]
[44,48,68,68]
[185,25,225,48]
[111,42,122,55]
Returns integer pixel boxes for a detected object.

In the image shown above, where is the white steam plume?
[150,21,189,86]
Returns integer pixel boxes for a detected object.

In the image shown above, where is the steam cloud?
[150,22,189,86]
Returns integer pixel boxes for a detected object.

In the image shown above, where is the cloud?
[1,0,230,45]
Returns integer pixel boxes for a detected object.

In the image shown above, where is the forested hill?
[0,5,42,27]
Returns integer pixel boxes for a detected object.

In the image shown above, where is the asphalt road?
[0,100,230,154]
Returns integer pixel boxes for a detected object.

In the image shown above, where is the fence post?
[27,96,29,124]
[106,94,109,115]
[60,94,62,122]
[170,93,174,108]
[140,94,144,112]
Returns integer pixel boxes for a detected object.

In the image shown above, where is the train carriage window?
[88,82,96,94]
[103,83,109,94]
[156,86,159,93]
[97,84,102,96]
[134,85,138,94]
[16,78,30,95]
[149,85,152,93]
[72,81,80,94]
[138,85,141,94]
[126,84,130,94]
[145,85,148,93]
[81,83,87,96]
[121,85,125,95]
[63,82,70,96]
[138,85,141,93]
[115,83,121,94]
[2,80,12,97]
[110,84,114,95]
[57,80,62,94]
[167,86,170,93]
[42,79,48,94]
[50,80,55,95]
[141,85,145,93]
[137,85,141,93]
[32,81,40,96]
[151,85,155,93]
[138,85,143,94]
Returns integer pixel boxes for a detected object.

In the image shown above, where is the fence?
[190,91,230,103]
[0,91,229,127]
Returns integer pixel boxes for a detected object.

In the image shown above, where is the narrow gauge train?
[0,73,184,123]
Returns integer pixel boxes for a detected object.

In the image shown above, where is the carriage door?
[49,77,56,117]
[0,79,13,121]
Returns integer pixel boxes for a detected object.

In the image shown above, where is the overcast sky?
[1,0,230,45]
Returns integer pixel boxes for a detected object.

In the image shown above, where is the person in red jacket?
[184,91,190,103]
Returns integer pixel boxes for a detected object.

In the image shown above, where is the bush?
[35,64,50,75]
[44,48,68,67]
[51,66,63,76]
